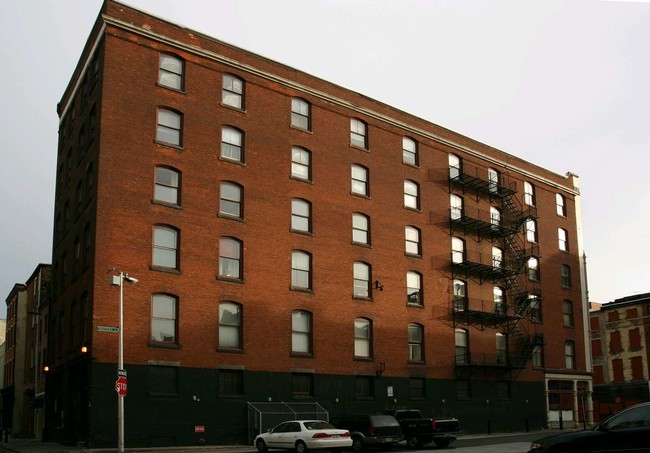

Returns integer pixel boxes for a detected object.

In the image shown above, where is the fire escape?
[448,164,544,379]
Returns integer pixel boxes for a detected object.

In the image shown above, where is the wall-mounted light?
[43,365,50,373]
[376,362,386,377]
[374,280,384,291]
[81,345,88,354]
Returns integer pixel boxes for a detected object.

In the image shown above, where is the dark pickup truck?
[382,409,460,448]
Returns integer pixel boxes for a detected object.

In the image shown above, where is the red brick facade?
[46,1,591,447]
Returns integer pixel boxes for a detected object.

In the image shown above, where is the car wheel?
[352,436,364,452]
[256,439,268,453]
[433,439,451,448]
[406,436,422,449]
[295,440,308,453]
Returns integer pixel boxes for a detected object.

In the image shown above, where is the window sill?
[148,342,180,349]
[290,125,313,134]
[219,103,247,113]
[150,266,181,275]
[218,213,244,222]
[290,287,314,294]
[402,162,420,169]
[290,352,314,359]
[217,348,244,354]
[353,357,374,362]
[290,229,313,237]
[405,253,422,259]
[349,144,369,152]
[352,242,372,248]
[408,360,426,365]
[219,156,246,166]
[153,140,184,151]
[155,83,186,94]
[353,296,373,302]
[217,276,244,284]
[350,192,371,200]
[403,206,421,213]
[152,200,182,210]
[290,175,313,184]
[406,303,424,309]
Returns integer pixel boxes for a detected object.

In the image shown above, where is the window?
[156,108,182,146]
[455,328,469,364]
[404,180,419,210]
[592,338,603,357]
[292,373,313,398]
[219,302,242,349]
[85,164,94,202]
[556,193,567,216]
[532,344,544,368]
[352,213,370,245]
[610,331,622,353]
[219,237,242,280]
[292,310,312,355]
[494,287,505,314]
[527,257,540,281]
[220,182,243,219]
[402,137,418,166]
[631,356,644,381]
[355,376,375,398]
[291,147,311,181]
[409,378,426,399]
[154,167,180,206]
[563,300,574,327]
[291,251,312,290]
[490,207,501,230]
[565,341,575,369]
[222,74,244,109]
[218,369,243,397]
[291,199,311,233]
[612,358,624,381]
[453,280,467,311]
[75,181,84,215]
[291,98,310,130]
[353,262,371,299]
[451,237,465,264]
[496,333,507,364]
[152,225,178,270]
[524,182,536,206]
[558,228,569,251]
[406,272,422,306]
[149,365,178,396]
[350,118,367,149]
[151,294,177,344]
[405,226,421,256]
[221,127,243,162]
[408,323,424,362]
[529,296,542,322]
[158,54,183,90]
[560,265,572,288]
[629,328,642,350]
[448,154,461,179]
[351,164,369,196]
[450,194,463,220]
[487,168,499,193]
[492,246,503,268]
[354,318,372,358]
[526,219,538,243]
[83,222,91,269]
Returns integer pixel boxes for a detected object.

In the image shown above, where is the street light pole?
[111,271,138,453]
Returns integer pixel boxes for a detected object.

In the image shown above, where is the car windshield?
[304,421,335,430]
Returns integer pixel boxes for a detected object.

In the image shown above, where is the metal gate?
[247,402,328,444]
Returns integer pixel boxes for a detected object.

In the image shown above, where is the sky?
[1,0,649,318]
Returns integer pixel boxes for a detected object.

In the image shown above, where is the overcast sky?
[1,0,649,318]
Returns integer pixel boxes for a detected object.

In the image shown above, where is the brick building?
[590,293,650,421]
[1,264,51,439]
[47,0,592,447]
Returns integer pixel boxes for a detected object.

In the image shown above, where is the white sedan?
[254,420,352,453]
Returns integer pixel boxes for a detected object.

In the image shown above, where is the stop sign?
[115,376,128,396]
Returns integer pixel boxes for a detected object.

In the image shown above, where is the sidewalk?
[0,436,256,453]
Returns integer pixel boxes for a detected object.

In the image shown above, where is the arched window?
[351,164,369,196]
[408,324,424,362]
[354,318,372,358]
[219,237,242,280]
[291,199,311,233]
[450,194,463,220]
[291,98,310,130]
[154,166,181,206]
[352,213,370,245]
[292,310,312,354]
[291,146,311,181]
[219,302,242,349]
[221,127,244,162]
[404,180,419,210]
[449,154,461,179]
[222,74,244,109]
[350,118,368,149]
[402,137,418,166]
[455,328,469,364]
[220,182,243,219]
[405,226,421,256]
[353,262,371,299]
[291,251,312,290]
[152,225,179,269]
[151,294,178,344]
[406,271,422,306]
[158,53,183,90]
[156,108,182,146]
[453,280,467,311]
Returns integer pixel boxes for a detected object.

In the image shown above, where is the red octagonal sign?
[115,376,128,396]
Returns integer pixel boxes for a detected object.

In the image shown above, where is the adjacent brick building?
[1,264,51,439]
[47,0,592,447]
[590,293,650,421]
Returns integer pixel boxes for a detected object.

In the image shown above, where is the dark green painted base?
[47,362,548,448]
